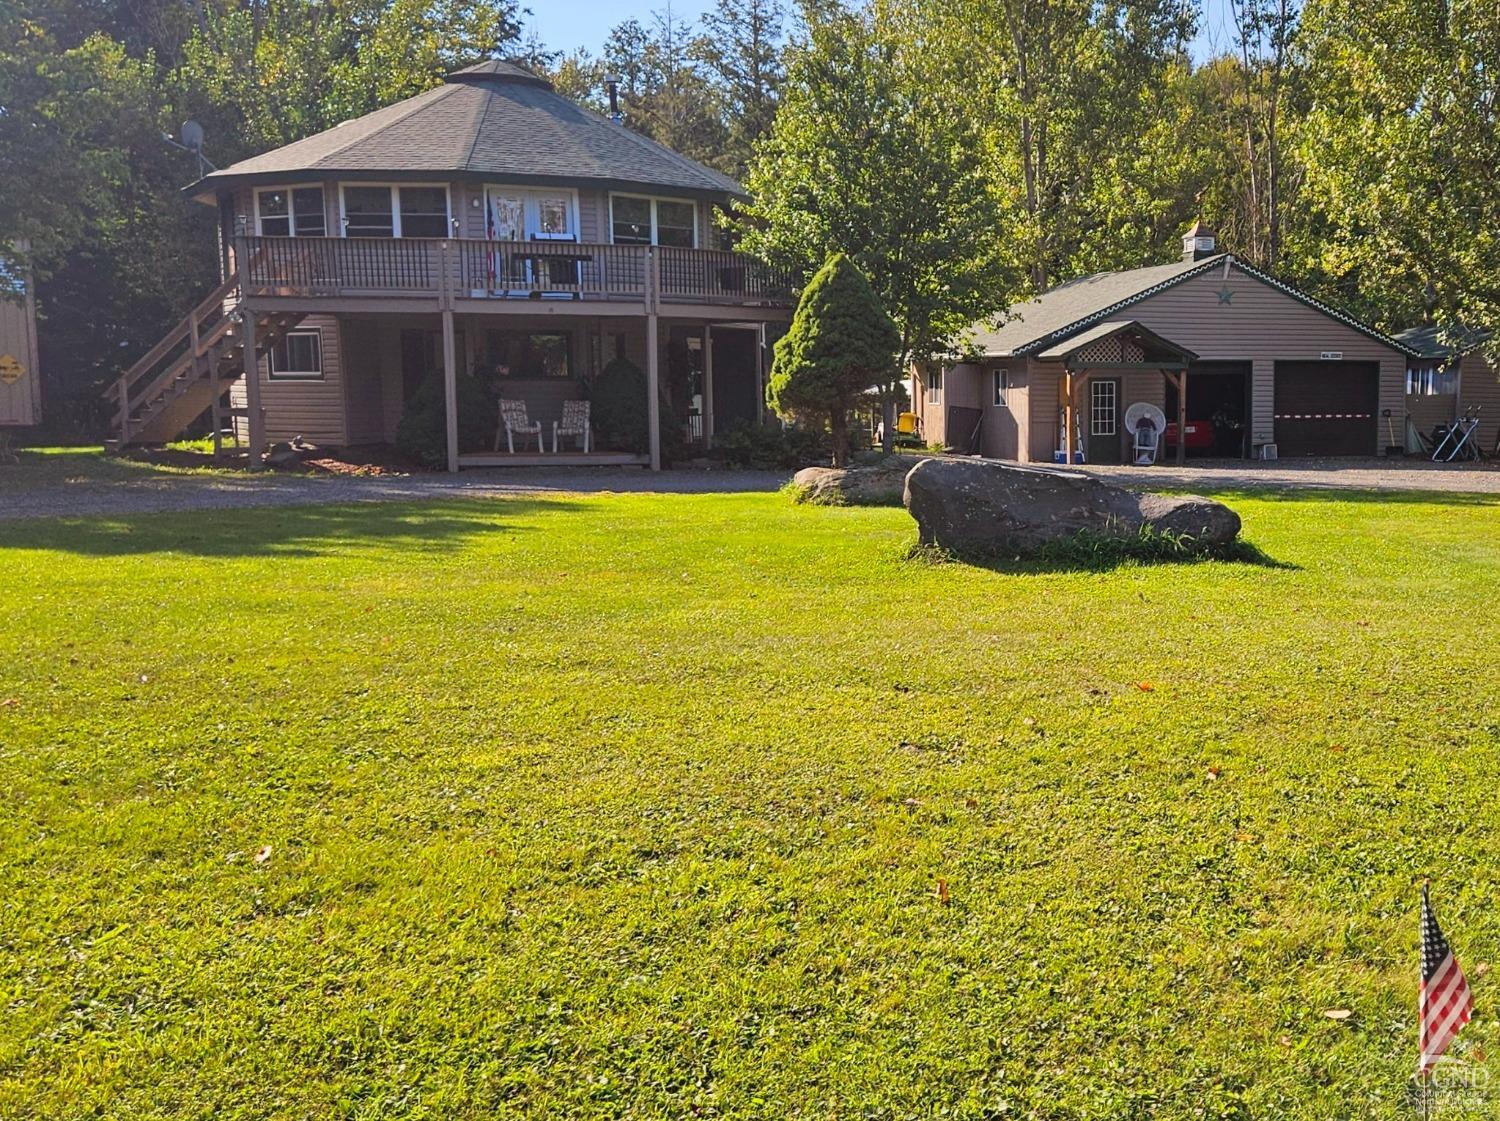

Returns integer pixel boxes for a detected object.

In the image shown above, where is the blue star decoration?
[1217,285,1234,305]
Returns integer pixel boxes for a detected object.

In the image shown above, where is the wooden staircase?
[105,271,305,451]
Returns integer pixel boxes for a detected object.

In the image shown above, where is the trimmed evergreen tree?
[767,252,899,466]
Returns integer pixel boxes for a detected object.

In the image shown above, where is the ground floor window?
[269,329,323,379]
[482,330,571,380]
[926,368,943,404]
[992,368,1010,407]
[1407,363,1459,396]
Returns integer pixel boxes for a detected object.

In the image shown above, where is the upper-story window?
[340,185,451,238]
[256,187,326,237]
[610,194,697,248]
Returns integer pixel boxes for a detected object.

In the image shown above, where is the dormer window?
[255,187,326,237]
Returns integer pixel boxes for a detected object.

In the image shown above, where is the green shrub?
[710,419,833,470]
[394,370,496,468]
[587,356,690,464]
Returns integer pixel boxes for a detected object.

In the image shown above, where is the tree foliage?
[738,2,1012,448]
[767,252,899,466]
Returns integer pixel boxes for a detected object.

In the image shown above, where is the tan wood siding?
[1025,358,1063,462]
[979,365,1025,459]
[231,314,347,445]
[1122,264,1406,455]
[0,267,41,427]
[1405,392,1457,443]
[1460,351,1500,454]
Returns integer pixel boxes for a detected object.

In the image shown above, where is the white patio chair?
[1124,401,1167,465]
[496,398,544,453]
[553,399,591,453]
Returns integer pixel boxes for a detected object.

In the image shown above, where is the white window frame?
[268,328,324,380]
[1090,379,1118,436]
[338,183,453,238]
[992,367,1010,407]
[483,186,581,241]
[255,186,328,237]
[926,368,943,405]
[608,192,698,248]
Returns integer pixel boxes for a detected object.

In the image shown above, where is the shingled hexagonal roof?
[189,60,744,201]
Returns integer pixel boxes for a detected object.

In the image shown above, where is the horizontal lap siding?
[1126,265,1406,454]
[1025,359,1063,462]
[1405,392,1457,441]
[1461,352,1500,453]
[231,315,348,445]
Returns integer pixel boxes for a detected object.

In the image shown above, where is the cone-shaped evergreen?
[767,252,900,465]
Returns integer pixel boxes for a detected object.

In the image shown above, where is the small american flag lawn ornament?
[1420,882,1474,1077]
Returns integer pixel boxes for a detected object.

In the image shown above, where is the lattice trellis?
[1068,334,1148,367]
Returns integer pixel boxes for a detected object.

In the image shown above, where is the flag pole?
[1420,878,1431,1121]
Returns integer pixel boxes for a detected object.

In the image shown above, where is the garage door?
[1273,361,1378,456]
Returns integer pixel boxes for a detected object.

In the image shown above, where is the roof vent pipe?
[604,75,623,124]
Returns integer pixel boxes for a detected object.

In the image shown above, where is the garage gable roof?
[1035,319,1197,366]
[972,255,1422,360]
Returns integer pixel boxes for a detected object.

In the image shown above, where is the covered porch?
[327,308,775,470]
[1038,321,1197,466]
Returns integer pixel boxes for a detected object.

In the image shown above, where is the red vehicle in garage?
[1164,419,1215,453]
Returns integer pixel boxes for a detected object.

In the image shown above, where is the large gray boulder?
[792,457,927,507]
[903,457,1240,556]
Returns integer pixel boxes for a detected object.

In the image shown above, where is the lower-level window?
[927,368,943,404]
[269,329,323,379]
[483,330,571,379]
[992,367,1010,407]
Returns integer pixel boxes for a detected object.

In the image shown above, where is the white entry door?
[484,189,579,293]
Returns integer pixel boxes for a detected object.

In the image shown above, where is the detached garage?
[914,222,1418,462]
[1273,361,1379,456]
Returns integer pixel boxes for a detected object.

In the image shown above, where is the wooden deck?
[242,236,796,311]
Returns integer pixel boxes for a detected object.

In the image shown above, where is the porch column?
[1173,369,1188,465]
[1063,369,1075,465]
[241,304,264,468]
[441,308,459,473]
[702,323,715,449]
[755,323,767,425]
[646,248,662,470]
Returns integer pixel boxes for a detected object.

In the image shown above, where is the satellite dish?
[180,120,205,152]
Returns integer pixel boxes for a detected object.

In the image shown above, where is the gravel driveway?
[0,467,789,522]
[1,456,1495,523]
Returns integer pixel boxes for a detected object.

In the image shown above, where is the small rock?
[792,457,927,507]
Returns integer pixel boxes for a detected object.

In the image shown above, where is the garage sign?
[1320,351,1343,360]
[0,353,24,385]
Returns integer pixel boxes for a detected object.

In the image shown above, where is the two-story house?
[109,60,795,470]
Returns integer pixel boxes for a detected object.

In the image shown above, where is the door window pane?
[612,196,652,244]
[399,186,448,238]
[536,196,572,237]
[488,194,524,240]
[1090,380,1117,436]
[344,187,394,237]
[257,189,290,236]
[656,200,696,248]
[292,188,326,236]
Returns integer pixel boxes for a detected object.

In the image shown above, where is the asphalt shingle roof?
[191,63,744,200]
[970,253,1420,359]
[970,256,1221,356]
[1394,324,1492,358]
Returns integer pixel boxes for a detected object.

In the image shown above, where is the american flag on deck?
[485,196,498,289]
[1420,883,1473,1076]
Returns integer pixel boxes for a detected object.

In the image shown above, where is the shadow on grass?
[0,498,573,558]
[905,535,1296,575]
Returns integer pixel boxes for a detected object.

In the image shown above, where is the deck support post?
[702,323,714,450]
[441,307,459,473]
[646,249,662,471]
[1063,369,1075,465]
[1170,369,1188,466]
[755,323,767,425]
[116,373,131,448]
[241,304,264,468]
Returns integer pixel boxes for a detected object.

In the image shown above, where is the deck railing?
[240,236,795,307]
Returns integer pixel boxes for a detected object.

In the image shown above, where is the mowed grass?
[1,487,1498,1120]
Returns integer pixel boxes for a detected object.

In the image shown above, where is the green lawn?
[2,488,1497,1119]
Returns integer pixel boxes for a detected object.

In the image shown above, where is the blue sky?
[523,0,1240,66]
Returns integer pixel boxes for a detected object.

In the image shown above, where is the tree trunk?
[830,408,850,467]
[881,394,896,455]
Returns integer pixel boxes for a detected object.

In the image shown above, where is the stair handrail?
[110,273,242,435]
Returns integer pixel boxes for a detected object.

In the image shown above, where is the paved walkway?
[1,456,1495,523]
